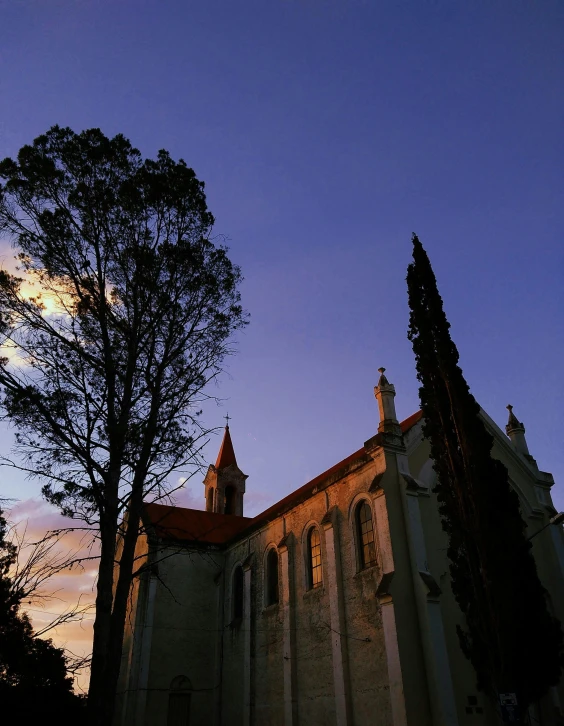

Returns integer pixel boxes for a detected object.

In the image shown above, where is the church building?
[115,370,564,726]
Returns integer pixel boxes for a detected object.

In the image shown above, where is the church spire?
[204,418,247,515]
[215,423,238,469]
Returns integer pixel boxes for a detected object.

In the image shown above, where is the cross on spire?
[224,412,231,428]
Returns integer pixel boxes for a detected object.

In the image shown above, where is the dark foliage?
[0,126,247,724]
[406,234,563,711]
[0,507,85,725]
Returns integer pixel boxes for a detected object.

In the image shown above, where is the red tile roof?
[247,446,370,532]
[400,409,423,433]
[144,503,251,545]
[144,411,423,545]
[215,426,238,469]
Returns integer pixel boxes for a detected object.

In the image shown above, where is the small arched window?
[225,485,236,515]
[233,565,244,620]
[167,676,191,726]
[206,488,214,512]
[357,501,377,569]
[308,527,322,589]
[266,548,279,606]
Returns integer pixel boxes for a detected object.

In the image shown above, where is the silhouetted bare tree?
[0,126,247,724]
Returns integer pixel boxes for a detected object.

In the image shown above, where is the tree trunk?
[101,500,143,724]
[88,397,161,724]
[88,514,119,726]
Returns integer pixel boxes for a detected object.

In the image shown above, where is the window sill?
[353,563,379,578]
[303,585,325,599]
[262,603,279,615]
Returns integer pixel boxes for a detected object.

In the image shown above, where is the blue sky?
[1,0,563,515]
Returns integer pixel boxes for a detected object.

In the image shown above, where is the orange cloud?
[5,481,202,693]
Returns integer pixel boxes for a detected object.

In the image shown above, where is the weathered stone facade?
[115,373,564,726]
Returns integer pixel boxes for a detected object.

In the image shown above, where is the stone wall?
[121,542,225,726]
[220,455,394,726]
[118,412,564,726]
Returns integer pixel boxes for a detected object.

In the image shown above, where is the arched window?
[207,488,214,512]
[233,565,244,620]
[225,485,236,515]
[308,527,322,588]
[266,548,279,606]
[357,501,377,569]
[167,676,191,726]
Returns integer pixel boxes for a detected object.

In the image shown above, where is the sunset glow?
[1,0,562,704]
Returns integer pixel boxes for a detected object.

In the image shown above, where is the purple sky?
[1,0,563,516]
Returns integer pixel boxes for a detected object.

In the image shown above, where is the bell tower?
[203,420,248,516]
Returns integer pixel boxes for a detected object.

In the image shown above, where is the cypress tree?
[406,234,563,715]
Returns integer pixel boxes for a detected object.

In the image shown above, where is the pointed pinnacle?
[506,404,522,430]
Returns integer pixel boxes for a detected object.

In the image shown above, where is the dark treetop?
[407,234,563,711]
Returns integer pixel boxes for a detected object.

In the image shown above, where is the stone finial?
[378,367,390,386]
[506,404,522,431]
[505,404,530,456]
[374,366,401,435]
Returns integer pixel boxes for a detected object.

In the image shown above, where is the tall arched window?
[308,527,322,588]
[266,548,279,605]
[357,501,377,569]
[206,488,214,512]
[233,565,244,620]
[224,485,236,515]
[167,676,191,726]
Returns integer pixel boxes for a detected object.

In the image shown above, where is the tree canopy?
[407,234,563,716]
[0,126,247,724]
